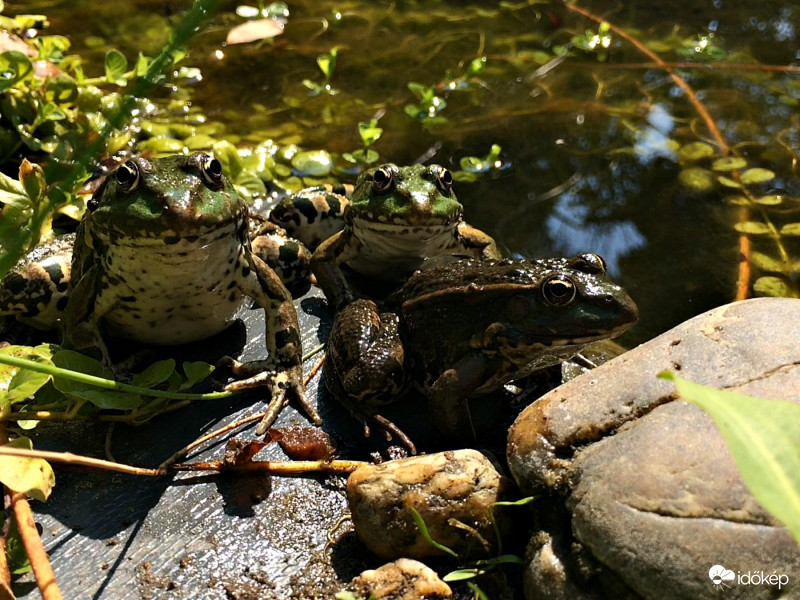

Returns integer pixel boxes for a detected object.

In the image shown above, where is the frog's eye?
[435,167,454,193]
[372,167,395,193]
[200,156,224,187]
[572,253,607,275]
[542,275,577,306]
[115,161,140,191]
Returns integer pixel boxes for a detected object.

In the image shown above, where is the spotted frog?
[0,153,319,431]
[270,163,500,310]
[325,254,639,452]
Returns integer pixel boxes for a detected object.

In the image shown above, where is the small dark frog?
[0,153,319,431]
[306,163,500,309]
[325,254,639,451]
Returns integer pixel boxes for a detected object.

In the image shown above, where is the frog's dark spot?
[228,291,238,303]
[241,266,251,278]
[670,339,681,346]
[106,275,121,286]
[164,236,180,245]
[56,296,69,311]
[326,195,343,215]
[119,296,136,303]
[3,273,28,295]
[226,280,237,290]
[292,197,321,224]
[131,313,141,319]
[278,242,300,263]
[176,251,189,258]
[184,235,199,244]
[672,361,682,371]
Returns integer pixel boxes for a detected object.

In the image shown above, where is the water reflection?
[544,192,645,276]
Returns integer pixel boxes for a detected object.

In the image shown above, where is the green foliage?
[302,47,339,96]
[0,345,222,427]
[2,512,32,575]
[342,119,383,167]
[660,372,800,545]
[405,81,448,123]
[571,22,613,61]
[0,437,55,501]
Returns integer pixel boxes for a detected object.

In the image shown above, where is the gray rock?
[507,298,800,599]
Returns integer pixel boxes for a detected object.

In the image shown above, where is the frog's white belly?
[96,228,250,345]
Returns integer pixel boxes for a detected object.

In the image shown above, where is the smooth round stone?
[507,298,800,599]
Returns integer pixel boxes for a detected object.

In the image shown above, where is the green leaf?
[659,372,800,545]
[733,221,770,235]
[740,168,775,185]
[132,359,176,388]
[754,194,783,206]
[0,51,33,92]
[181,361,214,390]
[0,168,30,209]
[678,142,715,162]
[0,437,55,501]
[780,223,800,236]
[711,156,747,171]
[678,167,714,192]
[0,344,55,406]
[65,388,143,410]
[717,175,741,188]
[409,506,459,558]
[750,251,785,274]
[19,158,46,207]
[51,349,113,395]
[443,568,482,582]
[753,276,792,297]
[357,120,383,147]
[104,49,128,86]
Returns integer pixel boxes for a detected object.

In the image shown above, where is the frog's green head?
[348,163,463,228]
[85,153,247,243]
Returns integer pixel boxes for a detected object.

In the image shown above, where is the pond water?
[15,0,800,345]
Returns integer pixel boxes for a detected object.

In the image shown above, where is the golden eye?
[372,166,394,193]
[542,275,577,306]
[435,166,453,193]
[115,160,140,191]
[200,155,224,187]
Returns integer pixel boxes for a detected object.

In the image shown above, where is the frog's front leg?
[63,264,119,364]
[311,231,360,311]
[426,353,491,440]
[324,299,415,453]
[457,222,502,260]
[223,254,319,433]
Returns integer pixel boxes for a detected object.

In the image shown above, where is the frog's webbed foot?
[347,404,417,455]
[220,358,321,433]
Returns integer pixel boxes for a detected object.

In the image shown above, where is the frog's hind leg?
[324,299,416,453]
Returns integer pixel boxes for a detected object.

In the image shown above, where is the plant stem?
[0,426,11,600]
[0,355,236,402]
[0,446,367,477]
[10,492,63,600]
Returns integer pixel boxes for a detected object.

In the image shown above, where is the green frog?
[325,254,639,452]
[0,153,319,432]
[307,163,500,310]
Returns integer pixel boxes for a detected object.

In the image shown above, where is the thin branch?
[10,493,62,600]
[564,2,729,154]
[0,426,12,600]
[0,446,366,477]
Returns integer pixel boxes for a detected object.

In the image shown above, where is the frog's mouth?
[92,219,240,249]
[353,220,458,254]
